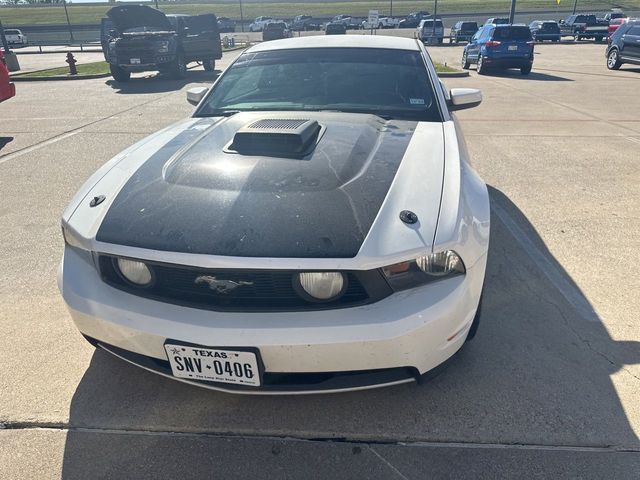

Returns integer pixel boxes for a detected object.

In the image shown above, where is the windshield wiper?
[198,110,241,117]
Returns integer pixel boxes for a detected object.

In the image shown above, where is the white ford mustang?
[59,36,490,394]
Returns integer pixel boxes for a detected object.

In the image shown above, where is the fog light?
[116,258,153,286]
[297,272,345,301]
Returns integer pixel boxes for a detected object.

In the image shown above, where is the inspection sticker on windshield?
[410,98,425,105]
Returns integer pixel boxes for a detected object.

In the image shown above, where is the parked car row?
[246,8,630,43]
[248,12,435,33]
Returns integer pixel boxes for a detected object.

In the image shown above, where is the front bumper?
[113,54,176,71]
[59,247,486,394]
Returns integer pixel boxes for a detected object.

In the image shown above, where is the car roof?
[247,35,420,52]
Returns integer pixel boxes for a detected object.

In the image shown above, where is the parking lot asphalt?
[0,43,638,478]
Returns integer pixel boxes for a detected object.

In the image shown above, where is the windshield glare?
[197,48,441,121]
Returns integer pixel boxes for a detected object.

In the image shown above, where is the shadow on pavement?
[0,136,14,152]
[60,186,639,478]
[488,70,573,81]
[106,69,220,94]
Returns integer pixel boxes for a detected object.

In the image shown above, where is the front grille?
[99,256,392,312]
[115,44,158,64]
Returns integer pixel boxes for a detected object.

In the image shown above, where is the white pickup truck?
[3,29,28,46]
[361,17,401,29]
[249,16,275,32]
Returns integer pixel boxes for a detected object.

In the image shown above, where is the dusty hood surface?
[106,5,173,33]
[96,112,436,258]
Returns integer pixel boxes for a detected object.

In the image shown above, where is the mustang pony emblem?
[194,275,253,294]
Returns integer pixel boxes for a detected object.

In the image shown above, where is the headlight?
[416,250,465,276]
[116,258,153,287]
[296,272,346,301]
[156,40,170,53]
[382,250,465,291]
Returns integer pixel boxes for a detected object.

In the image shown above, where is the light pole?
[572,0,579,14]
[390,0,393,17]
[62,0,75,43]
[509,0,517,24]
[239,0,245,32]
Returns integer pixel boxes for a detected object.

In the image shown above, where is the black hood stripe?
[97,113,416,258]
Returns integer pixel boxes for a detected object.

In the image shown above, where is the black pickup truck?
[559,14,608,42]
[398,11,430,29]
[101,5,222,82]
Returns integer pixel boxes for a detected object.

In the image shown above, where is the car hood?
[106,5,173,32]
[68,113,446,261]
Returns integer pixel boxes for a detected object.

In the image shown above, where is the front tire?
[607,49,622,70]
[109,64,130,82]
[202,59,215,71]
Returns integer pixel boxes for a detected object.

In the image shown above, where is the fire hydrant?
[66,52,78,76]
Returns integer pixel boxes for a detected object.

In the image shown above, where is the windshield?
[423,20,444,28]
[196,48,441,122]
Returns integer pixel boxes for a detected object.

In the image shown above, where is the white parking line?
[0,130,82,166]
[625,137,640,145]
[491,202,602,323]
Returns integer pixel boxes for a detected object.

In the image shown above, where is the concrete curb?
[15,48,103,55]
[11,72,110,82]
[438,71,469,78]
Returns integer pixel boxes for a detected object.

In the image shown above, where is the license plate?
[130,58,141,64]
[508,45,518,51]
[164,343,261,386]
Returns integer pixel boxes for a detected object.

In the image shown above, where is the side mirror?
[448,88,482,111]
[186,86,208,106]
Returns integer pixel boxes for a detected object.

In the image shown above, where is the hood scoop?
[230,118,322,159]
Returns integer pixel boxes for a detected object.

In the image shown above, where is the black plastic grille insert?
[99,255,393,312]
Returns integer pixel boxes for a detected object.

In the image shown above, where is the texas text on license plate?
[130,58,141,64]
[164,343,262,386]
[508,45,518,51]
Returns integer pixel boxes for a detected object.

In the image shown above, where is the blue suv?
[462,24,535,75]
